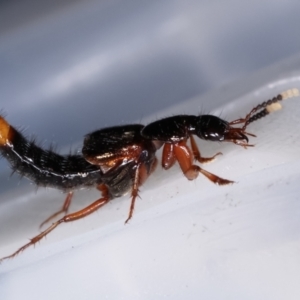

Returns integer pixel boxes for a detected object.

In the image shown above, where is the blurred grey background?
[1,0,300,171]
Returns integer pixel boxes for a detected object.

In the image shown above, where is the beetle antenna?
[242,88,299,129]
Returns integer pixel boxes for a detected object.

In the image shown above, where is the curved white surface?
[1,1,300,299]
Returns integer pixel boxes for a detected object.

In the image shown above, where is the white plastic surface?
[1,1,300,299]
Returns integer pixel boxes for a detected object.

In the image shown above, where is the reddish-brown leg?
[173,140,233,185]
[0,184,110,263]
[162,143,176,169]
[39,191,74,228]
[125,161,154,224]
[189,135,222,163]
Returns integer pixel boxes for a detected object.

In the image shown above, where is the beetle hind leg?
[39,191,74,228]
[0,184,111,263]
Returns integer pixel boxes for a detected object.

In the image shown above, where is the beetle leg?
[0,185,110,263]
[125,161,153,224]
[189,135,222,163]
[173,141,233,185]
[39,191,74,228]
[161,143,176,170]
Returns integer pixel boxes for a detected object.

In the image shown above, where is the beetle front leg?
[173,141,233,185]
[189,135,222,163]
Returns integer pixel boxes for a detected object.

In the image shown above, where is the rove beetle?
[0,88,298,262]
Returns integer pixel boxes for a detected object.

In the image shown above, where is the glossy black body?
[0,123,157,199]
[83,124,157,198]
[141,115,231,142]
[0,126,102,191]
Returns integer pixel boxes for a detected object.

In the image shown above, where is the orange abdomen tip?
[0,116,12,146]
